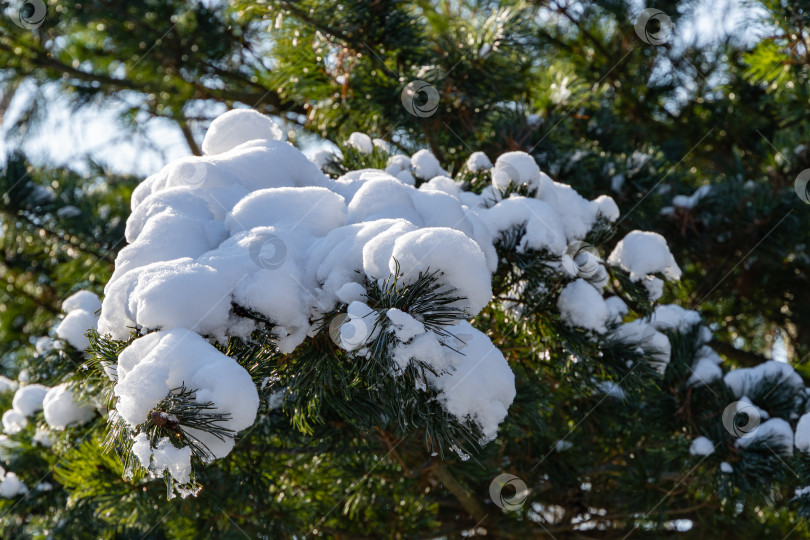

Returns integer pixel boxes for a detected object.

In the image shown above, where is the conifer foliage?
[0,0,809,538]
[0,109,806,538]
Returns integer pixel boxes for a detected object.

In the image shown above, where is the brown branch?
[712,340,769,367]
[431,463,489,525]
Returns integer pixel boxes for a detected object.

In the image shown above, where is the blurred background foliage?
[0,0,807,367]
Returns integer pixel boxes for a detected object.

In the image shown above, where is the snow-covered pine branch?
[4,110,803,511]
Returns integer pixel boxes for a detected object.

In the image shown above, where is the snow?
[91,109,695,474]
[736,418,793,456]
[410,149,447,180]
[387,316,513,441]
[2,410,27,434]
[605,297,628,325]
[131,432,152,468]
[35,337,54,354]
[689,436,715,456]
[335,282,366,304]
[0,436,20,460]
[650,305,701,333]
[611,320,671,373]
[794,413,810,452]
[390,228,492,317]
[479,196,565,255]
[151,437,193,484]
[672,185,711,209]
[338,301,378,351]
[56,309,98,350]
[310,148,338,169]
[32,427,52,447]
[642,276,664,302]
[466,151,492,172]
[201,109,283,155]
[611,173,625,193]
[687,357,722,387]
[492,152,543,192]
[384,155,413,182]
[0,472,26,498]
[607,231,682,282]
[12,384,50,417]
[386,308,426,342]
[42,384,96,429]
[687,346,723,387]
[63,290,102,314]
[0,376,18,393]
[114,329,259,461]
[724,361,804,399]
[555,440,573,452]
[57,206,82,218]
[114,329,259,458]
[57,289,101,350]
[557,279,609,333]
[592,195,620,222]
[347,132,373,154]
[596,381,626,400]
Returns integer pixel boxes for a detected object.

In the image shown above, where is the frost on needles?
[77,109,684,497]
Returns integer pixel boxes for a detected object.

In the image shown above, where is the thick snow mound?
[608,231,681,282]
[2,410,27,434]
[724,361,804,399]
[42,384,95,429]
[557,279,609,333]
[202,109,283,155]
[95,110,687,468]
[795,413,810,452]
[62,290,102,314]
[114,329,259,461]
[390,228,492,317]
[391,320,515,443]
[57,309,98,350]
[12,384,50,417]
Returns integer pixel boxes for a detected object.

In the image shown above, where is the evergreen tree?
[0,0,808,538]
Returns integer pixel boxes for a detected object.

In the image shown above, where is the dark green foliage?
[0,0,809,537]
